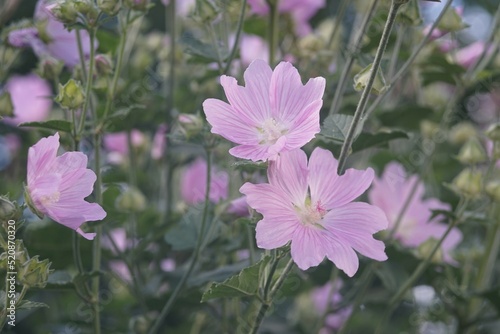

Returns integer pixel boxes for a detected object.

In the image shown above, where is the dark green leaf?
[201,256,271,302]
[19,120,72,133]
[188,261,248,287]
[377,106,434,130]
[476,286,500,314]
[352,130,409,152]
[320,114,361,143]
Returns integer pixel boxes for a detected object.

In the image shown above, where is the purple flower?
[312,281,352,332]
[180,158,229,205]
[203,60,325,162]
[151,124,168,160]
[455,41,491,69]
[103,130,146,164]
[2,74,52,126]
[25,133,106,240]
[7,28,39,48]
[240,148,388,276]
[368,163,463,263]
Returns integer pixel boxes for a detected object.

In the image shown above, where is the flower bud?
[416,238,443,263]
[124,0,151,11]
[437,6,467,32]
[486,123,500,142]
[95,54,114,75]
[129,315,151,334]
[353,63,387,95]
[74,0,99,25]
[47,1,79,25]
[177,113,204,139]
[56,79,86,110]
[15,240,30,266]
[0,92,14,118]
[297,35,325,58]
[0,196,16,220]
[98,0,122,16]
[194,0,219,23]
[452,168,483,198]
[36,57,64,81]
[449,122,476,145]
[115,187,147,212]
[18,256,52,288]
[486,180,500,203]
[457,137,487,165]
[420,120,439,140]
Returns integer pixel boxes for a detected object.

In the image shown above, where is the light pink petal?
[242,59,272,120]
[284,100,322,148]
[324,237,360,277]
[28,173,61,215]
[229,144,272,162]
[203,98,259,145]
[58,169,97,199]
[291,226,327,270]
[240,183,296,218]
[255,218,298,249]
[51,151,88,174]
[27,133,60,183]
[76,228,96,240]
[269,62,325,124]
[268,149,308,205]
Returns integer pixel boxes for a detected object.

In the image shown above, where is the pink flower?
[455,41,491,69]
[312,281,352,332]
[368,163,462,263]
[238,34,269,66]
[2,74,52,126]
[151,124,168,160]
[203,60,325,162]
[103,130,146,164]
[247,0,325,36]
[227,196,250,216]
[25,133,106,240]
[240,148,388,276]
[180,158,229,205]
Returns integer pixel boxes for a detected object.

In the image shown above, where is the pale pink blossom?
[203,60,325,162]
[2,74,52,126]
[240,148,388,276]
[455,41,490,69]
[247,0,325,36]
[160,259,176,272]
[151,124,168,160]
[312,281,352,332]
[227,196,250,216]
[239,34,269,66]
[180,158,229,205]
[368,163,462,263]
[103,130,146,164]
[25,133,106,240]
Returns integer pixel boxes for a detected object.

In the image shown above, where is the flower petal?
[240,183,295,218]
[255,217,298,249]
[291,226,327,270]
[229,144,272,162]
[324,238,360,277]
[284,100,322,149]
[268,149,308,205]
[27,133,60,183]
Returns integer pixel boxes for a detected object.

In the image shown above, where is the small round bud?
[194,0,219,23]
[420,120,440,140]
[486,123,500,142]
[457,137,487,165]
[18,256,52,288]
[0,196,16,220]
[47,2,79,25]
[115,187,147,212]
[177,113,204,139]
[98,0,122,16]
[353,63,387,95]
[452,168,483,198]
[56,79,86,110]
[449,122,476,145]
[95,54,114,75]
[485,180,500,203]
[415,238,443,263]
[36,57,64,81]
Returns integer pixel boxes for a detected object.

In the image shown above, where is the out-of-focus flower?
[240,148,388,276]
[238,34,269,67]
[151,124,168,160]
[203,60,325,162]
[312,281,352,332]
[465,90,500,127]
[180,158,229,205]
[25,133,106,240]
[455,41,490,69]
[0,134,21,171]
[247,0,326,36]
[227,196,249,216]
[160,258,176,272]
[368,163,462,263]
[2,74,52,126]
[103,130,146,165]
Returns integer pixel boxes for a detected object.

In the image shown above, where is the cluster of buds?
[124,0,152,12]
[98,0,122,16]
[56,79,86,110]
[18,256,52,288]
[47,0,101,26]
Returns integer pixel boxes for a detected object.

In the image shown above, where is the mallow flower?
[25,133,106,240]
[203,60,325,162]
[240,148,388,276]
[312,281,352,333]
[180,158,229,205]
[368,163,462,263]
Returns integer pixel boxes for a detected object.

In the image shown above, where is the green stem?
[76,29,88,83]
[148,149,213,334]
[364,0,453,118]
[223,0,247,74]
[92,133,104,334]
[327,0,349,49]
[328,0,379,117]
[336,0,402,175]
[267,0,279,66]
[249,258,294,334]
[78,28,96,136]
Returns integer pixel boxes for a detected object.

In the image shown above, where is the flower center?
[40,192,61,206]
[257,118,288,145]
[296,198,327,228]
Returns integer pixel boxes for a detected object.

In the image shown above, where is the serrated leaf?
[17,300,49,310]
[352,130,409,152]
[320,114,362,143]
[201,256,271,302]
[19,120,72,133]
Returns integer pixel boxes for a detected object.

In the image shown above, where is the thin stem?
[387,25,404,80]
[73,231,85,275]
[249,258,294,334]
[364,0,453,118]
[76,30,88,83]
[336,0,402,175]
[92,133,104,334]
[223,0,247,74]
[328,0,379,117]
[78,28,96,136]
[327,0,349,49]
[247,224,256,264]
[148,149,213,334]
[14,285,29,307]
[267,0,279,66]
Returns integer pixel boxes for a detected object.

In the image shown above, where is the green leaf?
[17,300,50,310]
[201,256,271,302]
[352,130,409,152]
[188,261,248,287]
[377,106,434,130]
[320,114,361,143]
[19,120,72,133]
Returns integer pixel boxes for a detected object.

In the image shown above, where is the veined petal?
[230,144,272,162]
[240,183,295,217]
[269,62,325,124]
[75,228,96,240]
[268,149,308,205]
[27,133,60,183]
[59,169,97,200]
[284,100,322,149]
[291,225,327,270]
[242,59,272,121]
[203,99,259,145]
[51,151,88,175]
[256,217,298,249]
[324,237,360,277]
